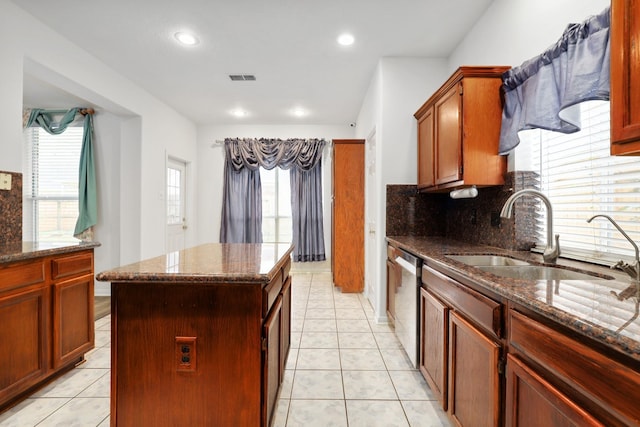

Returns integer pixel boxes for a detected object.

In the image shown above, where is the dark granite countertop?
[387,235,640,364]
[95,243,293,285]
[0,240,100,264]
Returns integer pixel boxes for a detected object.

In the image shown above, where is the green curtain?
[26,108,97,240]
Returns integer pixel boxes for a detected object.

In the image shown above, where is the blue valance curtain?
[499,6,611,155]
[25,108,97,240]
[220,138,327,262]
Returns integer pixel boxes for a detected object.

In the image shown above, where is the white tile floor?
[0,271,451,427]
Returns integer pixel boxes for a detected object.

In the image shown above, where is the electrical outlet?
[175,336,197,372]
[0,173,11,191]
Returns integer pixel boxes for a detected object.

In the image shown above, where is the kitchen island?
[96,243,293,427]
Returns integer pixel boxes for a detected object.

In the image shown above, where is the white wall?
[0,1,199,295]
[356,58,449,322]
[448,0,610,170]
[195,124,355,263]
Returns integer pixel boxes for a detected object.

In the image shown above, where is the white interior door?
[166,158,187,253]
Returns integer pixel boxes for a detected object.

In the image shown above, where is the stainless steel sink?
[477,265,611,281]
[447,255,530,266]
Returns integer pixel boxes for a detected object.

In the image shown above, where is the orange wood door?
[435,83,462,185]
[332,139,364,293]
[611,0,640,154]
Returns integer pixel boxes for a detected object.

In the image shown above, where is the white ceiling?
[14,0,494,126]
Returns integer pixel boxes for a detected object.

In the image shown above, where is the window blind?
[526,101,640,264]
[24,126,83,242]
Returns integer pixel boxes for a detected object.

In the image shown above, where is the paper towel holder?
[450,185,478,199]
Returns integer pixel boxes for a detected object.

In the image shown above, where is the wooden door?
[449,311,501,427]
[419,287,449,410]
[611,0,640,154]
[417,105,435,189]
[280,276,291,381]
[332,139,364,292]
[435,83,462,185]
[505,355,604,427]
[263,295,282,427]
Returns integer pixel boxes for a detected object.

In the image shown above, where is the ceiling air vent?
[229,74,256,81]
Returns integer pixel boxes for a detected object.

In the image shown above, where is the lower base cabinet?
[505,354,603,427]
[449,312,501,427]
[419,287,448,409]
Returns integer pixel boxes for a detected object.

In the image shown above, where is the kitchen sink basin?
[477,265,612,281]
[447,255,531,266]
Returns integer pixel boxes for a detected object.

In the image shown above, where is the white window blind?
[23,126,83,243]
[261,167,292,243]
[525,100,640,263]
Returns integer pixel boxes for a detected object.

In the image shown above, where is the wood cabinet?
[508,308,640,427]
[0,249,94,410]
[414,66,509,192]
[505,354,603,427]
[449,311,501,427]
[332,139,365,292]
[420,264,503,427]
[109,249,292,427]
[386,245,401,323]
[419,287,448,409]
[610,0,640,154]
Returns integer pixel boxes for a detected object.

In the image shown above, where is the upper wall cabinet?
[611,0,640,155]
[414,66,510,192]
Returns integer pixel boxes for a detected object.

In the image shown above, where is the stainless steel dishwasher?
[393,248,422,368]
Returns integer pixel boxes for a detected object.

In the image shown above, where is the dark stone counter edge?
[95,245,293,285]
[0,242,100,264]
[387,236,640,364]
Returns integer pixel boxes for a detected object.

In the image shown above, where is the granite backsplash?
[0,171,22,245]
[387,171,540,251]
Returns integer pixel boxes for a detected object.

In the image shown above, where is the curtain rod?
[211,138,332,148]
[32,108,95,115]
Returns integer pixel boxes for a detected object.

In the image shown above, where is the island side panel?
[111,281,263,427]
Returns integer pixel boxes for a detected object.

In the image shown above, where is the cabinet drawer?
[0,261,45,294]
[51,252,93,280]
[509,309,640,426]
[422,265,502,338]
[262,270,283,318]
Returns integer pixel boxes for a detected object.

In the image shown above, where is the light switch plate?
[0,173,11,191]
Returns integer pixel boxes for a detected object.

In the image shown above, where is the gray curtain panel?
[219,154,263,243]
[499,6,610,154]
[290,159,326,262]
[219,138,327,260]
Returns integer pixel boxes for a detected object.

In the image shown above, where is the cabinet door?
[52,273,94,369]
[419,287,449,410]
[449,311,501,427]
[611,0,640,153]
[435,83,462,185]
[280,276,291,381]
[505,355,604,427]
[263,295,282,427]
[0,286,49,402]
[386,260,396,322]
[417,106,435,189]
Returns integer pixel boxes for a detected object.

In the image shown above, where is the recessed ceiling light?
[174,32,199,46]
[337,33,355,46]
[291,108,306,117]
[230,109,248,118]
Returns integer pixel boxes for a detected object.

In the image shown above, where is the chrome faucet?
[500,189,560,264]
[587,214,640,282]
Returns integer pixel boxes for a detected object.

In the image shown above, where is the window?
[260,167,292,243]
[23,126,83,243]
[526,101,640,263]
